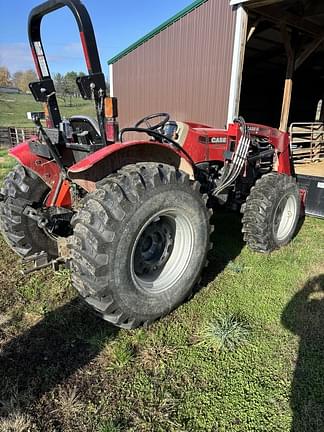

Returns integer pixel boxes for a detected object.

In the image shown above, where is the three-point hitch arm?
[28,0,108,140]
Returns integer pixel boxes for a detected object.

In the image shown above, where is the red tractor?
[0,0,300,329]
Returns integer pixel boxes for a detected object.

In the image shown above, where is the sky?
[0,0,193,77]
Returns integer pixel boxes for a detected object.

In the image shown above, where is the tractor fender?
[68,140,194,192]
[8,141,61,189]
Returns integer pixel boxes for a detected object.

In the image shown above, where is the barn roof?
[108,0,324,65]
[108,0,208,65]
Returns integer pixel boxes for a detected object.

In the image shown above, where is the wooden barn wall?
[111,0,236,129]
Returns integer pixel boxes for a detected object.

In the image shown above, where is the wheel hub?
[274,194,297,241]
[130,208,195,295]
[134,217,174,276]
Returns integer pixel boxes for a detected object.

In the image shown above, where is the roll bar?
[28,0,102,77]
[28,0,107,138]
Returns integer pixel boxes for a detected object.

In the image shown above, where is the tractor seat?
[69,115,101,144]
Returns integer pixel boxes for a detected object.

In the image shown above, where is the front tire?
[69,163,212,329]
[241,173,300,252]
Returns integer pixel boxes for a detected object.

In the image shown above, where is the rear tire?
[0,165,58,258]
[69,163,212,329]
[241,172,300,252]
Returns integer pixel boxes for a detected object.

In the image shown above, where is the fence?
[0,127,36,148]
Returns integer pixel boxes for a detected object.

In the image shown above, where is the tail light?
[105,119,119,143]
[104,97,119,143]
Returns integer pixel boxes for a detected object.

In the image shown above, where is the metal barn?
[109,0,324,174]
[109,0,237,129]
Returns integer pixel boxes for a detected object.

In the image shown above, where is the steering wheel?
[134,112,170,130]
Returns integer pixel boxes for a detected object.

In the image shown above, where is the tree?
[12,71,23,88]
[12,69,37,92]
[0,67,11,87]
[63,71,78,96]
[21,70,37,92]
[53,72,65,95]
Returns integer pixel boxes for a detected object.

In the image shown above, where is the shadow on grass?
[0,298,118,415]
[282,274,324,432]
[201,209,245,287]
[0,209,244,418]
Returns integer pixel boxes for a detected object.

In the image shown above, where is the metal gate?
[0,127,36,148]
[289,122,324,164]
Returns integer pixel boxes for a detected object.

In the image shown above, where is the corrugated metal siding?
[112,0,236,129]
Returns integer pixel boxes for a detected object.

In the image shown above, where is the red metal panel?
[9,141,73,208]
[112,0,236,129]
[68,140,185,173]
[9,141,60,189]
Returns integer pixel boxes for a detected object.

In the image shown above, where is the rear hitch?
[20,238,71,275]
[20,251,66,275]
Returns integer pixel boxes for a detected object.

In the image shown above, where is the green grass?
[0,152,324,431]
[0,148,16,182]
[197,313,251,352]
[0,92,95,127]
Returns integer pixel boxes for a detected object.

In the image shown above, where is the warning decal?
[34,41,49,77]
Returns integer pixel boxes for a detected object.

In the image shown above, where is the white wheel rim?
[130,208,194,294]
[274,194,297,242]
